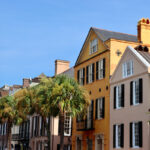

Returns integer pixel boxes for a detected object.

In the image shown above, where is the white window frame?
[115,124,122,148]
[97,98,103,119]
[98,59,104,80]
[88,64,93,84]
[64,114,72,136]
[122,60,133,78]
[115,85,122,109]
[132,80,140,105]
[79,68,84,85]
[90,38,98,54]
[132,122,140,148]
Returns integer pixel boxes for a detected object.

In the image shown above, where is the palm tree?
[0,96,21,150]
[36,75,90,150]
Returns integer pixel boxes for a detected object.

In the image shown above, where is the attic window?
[90,38,98,54]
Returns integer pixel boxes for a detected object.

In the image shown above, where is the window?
[122,60,133,78]
[77,68,85,85]
[64,113,72,136]
[130,122,142,148]
[76,137,82,150]
[113,124,124,148]
[96,59,105,80]
[87,100,93,129]
[130,79,143,105]
[87,139,92,150]
[95,97,105,119]
[114,84,124,109]
[86,64,94,84]
[90,38,98,54]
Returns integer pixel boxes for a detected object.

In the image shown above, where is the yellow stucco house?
[72,18,150,150]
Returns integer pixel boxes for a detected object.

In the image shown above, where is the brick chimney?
[55,60,70,75]
[137,18,150,44]
[23,78,30,88]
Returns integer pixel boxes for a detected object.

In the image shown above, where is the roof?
[61,67,74,78]
[92,27,138,42]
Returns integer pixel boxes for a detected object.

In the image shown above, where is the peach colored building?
[110,45,150,150]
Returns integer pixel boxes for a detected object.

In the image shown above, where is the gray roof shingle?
[92,27,138,42]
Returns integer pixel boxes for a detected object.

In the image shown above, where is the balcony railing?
[76,119,94,131]
[12,134,20,141]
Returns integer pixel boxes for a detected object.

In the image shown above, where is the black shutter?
[83,68,85,85]
[96,61,98,80]
[113,125,116,148]
[130,123,133,147]
[92,63,95,82]
[130,82,133,105]
[91,100,94,128]
[139,121,143,147]
[121,124,124,148]
[58,116,61,135]
[114,87,116,109]
[32,117,34,137]
[57,144,60,150]
[102,97,105,118]
[86,66,89,84]
[95,99,98,119]
[103,58,105,78]
[139,78,143,103]
[77,70,80,83]
[121,84,124,107]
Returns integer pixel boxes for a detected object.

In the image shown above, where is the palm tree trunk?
[60,112,65,150]
[7,121,12,150]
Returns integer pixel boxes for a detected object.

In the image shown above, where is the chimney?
[55,60,70,75]
[23,78,30,88]
[137,18,150,44]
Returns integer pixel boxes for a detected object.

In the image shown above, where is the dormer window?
[122,60,133,78]
[90,38,98,54]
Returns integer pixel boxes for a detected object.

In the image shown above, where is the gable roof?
[110,46,150,83]
[92,27,138,42]
[75,27,138,66]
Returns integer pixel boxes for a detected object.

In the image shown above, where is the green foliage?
[0,95,22,125]
[33,75,90,117]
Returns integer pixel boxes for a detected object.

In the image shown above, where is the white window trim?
[64,114,72,136]
[88,64,93,84]
[116,86,122,109]
[115,125,121,149]
[97,98,103,120]
[98,59,104,80]
[132,122,140,148]
[132,80,140,106]
[79,68,84,85]
[122,60,133,78]
[95,134,104,150]
[90,38,98,55]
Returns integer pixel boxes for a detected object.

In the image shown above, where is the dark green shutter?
[95,99,98,119]
[139,121,143,147]
[91,100,94,128]
[139,78,143,103]
[77,70,80,83]
[130,123,133,147]
[121,124,124,148]
[86,66,89,84]
[92,63,95,82]
[102,97,105,118]
[130,82,133,105]
[96,61,98,80]
[121,84,124,107]
[83,68,85,85]
[103,58,105,78]
[114,87,116,109]
[113,125,116,148]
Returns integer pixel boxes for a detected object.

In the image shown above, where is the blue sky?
[0,0,150,87]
